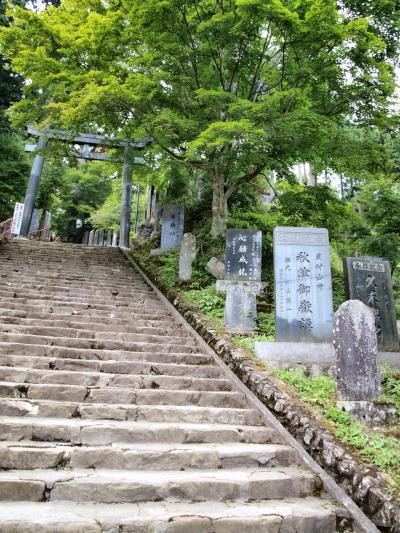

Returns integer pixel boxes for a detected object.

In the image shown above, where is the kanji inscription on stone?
[274,226,333,342]
[343,256,399,351]
[225,229,262,281]
[160,204,185,250]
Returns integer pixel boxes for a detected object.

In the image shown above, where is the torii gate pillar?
[119,147,133,250]
[19,135,47,239]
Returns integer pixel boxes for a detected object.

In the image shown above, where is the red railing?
[29,227,51,241]
[0,218,13,245]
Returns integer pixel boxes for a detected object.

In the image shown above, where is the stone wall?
[133,254,400,532]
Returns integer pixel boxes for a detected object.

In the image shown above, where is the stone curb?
[132,253,400,532]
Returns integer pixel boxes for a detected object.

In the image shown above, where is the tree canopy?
[1,0,399,234]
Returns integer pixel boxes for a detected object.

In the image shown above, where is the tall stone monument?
[28,209,39,235]
[343,256,399,351]
[179,233,196,281]
[88,230,95,246]
[274,226,333,342]
[160,205,184,250]
[216,229,266,333]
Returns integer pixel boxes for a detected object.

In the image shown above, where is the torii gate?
[20,126,152,249]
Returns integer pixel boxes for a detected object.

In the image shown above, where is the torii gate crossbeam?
[20,127,152,249]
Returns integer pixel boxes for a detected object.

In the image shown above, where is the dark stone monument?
[82,231,89,245]
[216,229,265,333]
[28,209,39,235]
[343,256,399,351]
[160,204,184,250]
[274,226,333,343]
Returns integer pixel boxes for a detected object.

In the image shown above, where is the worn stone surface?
[216,280,266,334]
[0,239,345,531]
[274,226,333,343]
[160,204,184,250]
[333,300,381,402]
[343,256,399,351]
[206,257,225,279]
[88,230,94,246]
[179,233,196,281]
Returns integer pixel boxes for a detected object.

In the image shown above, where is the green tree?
[1,0,398,235]
[52,162,113,241]
[0,133,29,220]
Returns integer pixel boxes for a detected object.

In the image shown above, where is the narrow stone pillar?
[179,233,196,281]
[19,135,47,238]
[88,230,95,246]
[106,231,112,246]
[112,232,118,247]
[119,147,133,249]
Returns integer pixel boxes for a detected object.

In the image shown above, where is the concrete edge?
[120,247,380,533]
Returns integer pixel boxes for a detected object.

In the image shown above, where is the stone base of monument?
[255,341,400,375]
[337,400,397,425]
[216,280,266,334]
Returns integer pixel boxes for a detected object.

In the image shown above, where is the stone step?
[0,286,157,301]
[0,417,278,445]
[0,398,261,425]
[0,366,231,391]
[0,354,223,378]
[0,324,196,346]
[0,441,293,470]
[0,298,174,317]
[0,307,176,325]
[0,275,148,290]
[0,342,211,363]
[0,291,162,308]
[0,315,188,336]
[0,334,199,354]
[0,498,338,533]
[0,467,316,503]
[0,381,246,408]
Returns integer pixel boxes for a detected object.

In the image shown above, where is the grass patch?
[274,368,400,490]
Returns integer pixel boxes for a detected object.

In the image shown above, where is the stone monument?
[28,209,39,235]
[106,231,112,246]
[112,232,118,247]
[274,226,333,342]
[179,233,196,281]
[216,229,265,333]
[160,205,184,250]
[94,229,100,246]
[88,230,95,246]
[343,256,399,351]
[333,300,392,423]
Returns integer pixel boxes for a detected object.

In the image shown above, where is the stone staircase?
[0,240,343,532]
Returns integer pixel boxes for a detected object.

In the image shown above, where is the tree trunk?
[211,171,228,237]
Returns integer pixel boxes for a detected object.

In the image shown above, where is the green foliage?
[2,0,398,234]
[275,368,400,488]
[52,162,112,241]
[185,286,225,326]
[0,133,29,220]
[274,369,336,407]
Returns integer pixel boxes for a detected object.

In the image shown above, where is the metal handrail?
[0,218,13,244]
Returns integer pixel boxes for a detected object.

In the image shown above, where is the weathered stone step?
[0,467,316,503]
[0,298,173,317]
[0,324,196,346]
[0,417,278,445]
[0,286,157,301]
[0,306,175,324]
[0,315,187,337]
[0,498,338,533]
[0,354,223,378]
[0,398,261,425]
[0,334,199,354]
[1,441,293,470]
[0,381,245,408]
[0,366,230,390]
[0,275,148,290]
[0,290,161,308]
[0,343,212,364]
